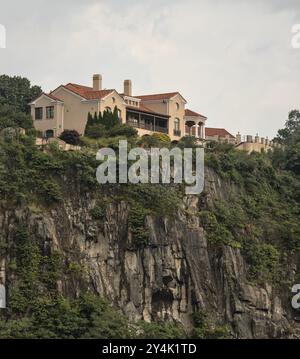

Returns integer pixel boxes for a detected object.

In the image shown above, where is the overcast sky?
[1,0,300,138]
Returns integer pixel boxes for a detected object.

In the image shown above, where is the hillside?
[0,76,300,339]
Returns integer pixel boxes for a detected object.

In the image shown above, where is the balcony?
[127,120,168,134]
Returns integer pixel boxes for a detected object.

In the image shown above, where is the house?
[205,127,236,144]
[29,74,207,142]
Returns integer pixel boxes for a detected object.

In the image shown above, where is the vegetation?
[1,75,300,338]
[59,130,80,145]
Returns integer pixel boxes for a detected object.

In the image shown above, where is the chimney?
[255,134,260,143]
[93,74,102,91]
[236,132,242,144]
[124,79,132,97]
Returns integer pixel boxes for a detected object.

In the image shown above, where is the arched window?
[45,129,54,139]
[174,118,181,136]
[176,102,180,111]
[112,97,116,104]
[118,109,122,120]
[105,106,112,113]
[0,284,6,308]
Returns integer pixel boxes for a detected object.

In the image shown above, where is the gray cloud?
[0,0,300,137]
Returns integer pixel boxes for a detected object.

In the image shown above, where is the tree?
[275,110,300,145]
[59,130,80,146]
[0,75,42,113]
[0,104,33,130]
[107,124,137,138]
[272,110,300,175]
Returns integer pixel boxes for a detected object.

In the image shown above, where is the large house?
[29,74,207,142]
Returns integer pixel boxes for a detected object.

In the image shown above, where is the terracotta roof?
[63,83,114,100]
[136,92,181,101]
[205,127,235,138]
[46,93,63,101]
[126,104,169,118]
[185,109,207,118]
[29,92,63,104]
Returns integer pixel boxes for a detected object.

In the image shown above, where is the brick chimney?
[93,74,102,91]
[124,79,132,96]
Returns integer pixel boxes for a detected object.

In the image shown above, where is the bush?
[108,124,138,138]
[178,136,199,148]
[152,132,171,145]
[85,124,106,139]
[59,130,80,145]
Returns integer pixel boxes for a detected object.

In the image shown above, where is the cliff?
[1,163,299,338]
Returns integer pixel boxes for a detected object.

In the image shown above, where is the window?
[45,129,54,139]
[35,107,43,120]
[46,106,54,119]
[0,284,5,309]
[105,106,112,113]
[118,109,122,120]
[174,118,180,131]
[176,102,180,111]
[174,118,181,136]
[112,97,116,104]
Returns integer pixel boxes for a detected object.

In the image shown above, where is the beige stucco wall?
[52,87,98,135]
[140,94,186,141]
[31,96,64,137]
[206,135,235,144]
[99,91,126,124]
[236,142,272,153]
[50,88,127,135]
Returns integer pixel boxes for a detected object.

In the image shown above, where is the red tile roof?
[205,127,235,138]
[126,104,169,118]
[46,93,63,101]
[185,109,207,118]
[63,83,114,100]
[30,92,63,103]
[136,92,181,101]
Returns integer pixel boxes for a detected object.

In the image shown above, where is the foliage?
[90,202,107,219]
[107,124,138,138]
[177,135,199,148]
[136,321,186,339]
[0,75,42,113]
[84,106,120,139]
[59,130,80,146]
[0,103,33,130]
[191,312,232,339]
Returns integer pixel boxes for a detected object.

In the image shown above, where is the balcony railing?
[173,129,181,137]
[127,120,168,134]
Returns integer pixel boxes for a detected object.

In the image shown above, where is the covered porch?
[126,108,169,134]
[185,120,205,139]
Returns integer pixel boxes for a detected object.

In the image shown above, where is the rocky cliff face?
[1,169,299,338]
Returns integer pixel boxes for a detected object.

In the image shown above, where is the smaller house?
[205,127,236,144]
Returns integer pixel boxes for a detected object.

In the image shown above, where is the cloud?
[0,0,300,137]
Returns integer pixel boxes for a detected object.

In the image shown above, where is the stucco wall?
[52,87,98,135]
[99,91,126,124]
[31,96,63,137]
[140,94,186,141]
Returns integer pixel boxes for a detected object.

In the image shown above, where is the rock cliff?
[0,169,299,338]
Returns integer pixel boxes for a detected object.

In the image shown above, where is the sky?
[0,0,300,138]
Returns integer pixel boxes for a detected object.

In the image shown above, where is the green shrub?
[59,130,80,145]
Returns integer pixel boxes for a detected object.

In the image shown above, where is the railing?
[173,129,181,137]
[127,120,168,134]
